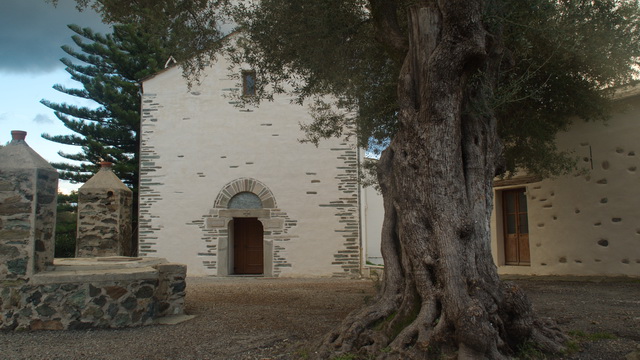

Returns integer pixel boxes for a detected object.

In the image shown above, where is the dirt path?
[1,276,638,359]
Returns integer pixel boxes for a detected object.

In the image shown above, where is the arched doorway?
[206,178,289,277]
[233,217,264,274]
[228,191,264,275]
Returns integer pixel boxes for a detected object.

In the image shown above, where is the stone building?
[139,55,362,277]
[139,45,640,278]
[491,86,640,277]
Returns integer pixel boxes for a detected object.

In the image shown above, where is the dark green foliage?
[232,0,640,176]
[230,0,400,153]
[55,192,78,258]
[41,23,170,187]
[65,1,640,178]
[494,0,640,176]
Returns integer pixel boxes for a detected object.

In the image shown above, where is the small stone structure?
[0,130,58,280]
[0,131,187,331]
[76,161,132,257]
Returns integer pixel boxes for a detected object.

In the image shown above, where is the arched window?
[227,192,262,209]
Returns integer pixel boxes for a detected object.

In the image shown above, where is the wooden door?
[233,218,264,274]
[502,188,530,265]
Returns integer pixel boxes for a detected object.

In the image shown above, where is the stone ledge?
[31,267,159,285]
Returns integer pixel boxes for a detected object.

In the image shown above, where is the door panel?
[233,218,264,274]
[502,188,530,266]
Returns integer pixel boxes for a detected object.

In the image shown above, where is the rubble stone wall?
[0,263,186,331]
[76,188,132,257]
[0,168,57,281]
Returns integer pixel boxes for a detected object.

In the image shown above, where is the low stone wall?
[0,258,186,331]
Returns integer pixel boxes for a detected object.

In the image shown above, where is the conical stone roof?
[0,131,56,170]
[80,162,131,192]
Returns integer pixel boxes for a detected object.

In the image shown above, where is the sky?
[0,0,110,193]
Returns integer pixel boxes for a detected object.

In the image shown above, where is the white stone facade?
[139,57,361,277]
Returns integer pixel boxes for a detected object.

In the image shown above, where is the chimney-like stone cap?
[11,130,27,141]
[0,130,57,171]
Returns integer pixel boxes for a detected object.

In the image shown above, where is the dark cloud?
[33,113,54,124]
[0,0,109,74]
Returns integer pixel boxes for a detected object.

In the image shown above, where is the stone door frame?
[207,178,284,277]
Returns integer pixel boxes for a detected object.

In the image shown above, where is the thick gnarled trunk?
[319,1,565,359]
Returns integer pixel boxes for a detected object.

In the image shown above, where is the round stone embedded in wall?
[600,198,608,204]
[597,239,609,247]
[612,217,622,223]
[601,161,610,170]
[559,257,567,263]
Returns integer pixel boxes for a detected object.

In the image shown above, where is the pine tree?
[42,23,170,255]
[41,23,170,188]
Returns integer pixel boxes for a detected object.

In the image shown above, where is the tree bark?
[318,1,566,358]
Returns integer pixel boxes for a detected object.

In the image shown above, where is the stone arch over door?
[214,178,276,209]
[204,178,294,277]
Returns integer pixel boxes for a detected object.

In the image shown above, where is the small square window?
[242,70,256,96]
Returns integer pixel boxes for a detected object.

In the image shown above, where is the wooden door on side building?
[502,188,531,266]
[233,218,264,274]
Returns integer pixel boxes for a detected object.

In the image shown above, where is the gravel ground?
[1,276,638,359]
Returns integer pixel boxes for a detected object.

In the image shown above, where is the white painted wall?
[362,185,384,265]
[491,94,640,277]
[139,52,360,277]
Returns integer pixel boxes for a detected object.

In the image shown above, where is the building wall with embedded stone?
[139,53,360,277]
[491,91,640,277]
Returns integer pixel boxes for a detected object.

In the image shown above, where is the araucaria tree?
[66,0,640,358]
[41,23,170,188]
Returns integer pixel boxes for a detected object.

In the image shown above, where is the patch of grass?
[374,311,396,331]
[515,340,547,360]
[295,348,310,359]
[568,330,617,341]
[331,353,359,360]
[564,340,581,355]
[562,330,616,357]
[389,303,420,341]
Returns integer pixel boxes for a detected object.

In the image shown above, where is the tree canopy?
[67,0,640,177]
